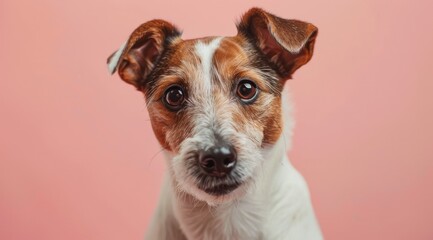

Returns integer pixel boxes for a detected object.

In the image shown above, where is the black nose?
[198,145,237,177]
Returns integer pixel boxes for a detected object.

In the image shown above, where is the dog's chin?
[180,179,251,206]
[200,183,249,205]
[200,182,241,196]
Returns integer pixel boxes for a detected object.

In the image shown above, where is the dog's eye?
[163,85,185,111]
[236,80,258,103]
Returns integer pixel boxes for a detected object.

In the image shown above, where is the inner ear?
[258,25,317,79]
[118,38,161,86]
[256,23,295,77]
[130,39,160,69]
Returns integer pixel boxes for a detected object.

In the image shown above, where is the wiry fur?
[107,8,321,240]
[144,38,322,239]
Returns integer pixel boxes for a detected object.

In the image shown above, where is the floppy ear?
[107,20,181,89]
[237,8,318,80]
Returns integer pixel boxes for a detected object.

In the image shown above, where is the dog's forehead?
[146,35,280,100]
[167,36,250,82]
[180,36,247,58]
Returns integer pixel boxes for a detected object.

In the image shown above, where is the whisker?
[147,147,165,167]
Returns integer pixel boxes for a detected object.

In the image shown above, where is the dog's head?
[107,8,317,204]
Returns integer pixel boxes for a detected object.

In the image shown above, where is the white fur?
[107,41,127,74]
[194,37,222,92]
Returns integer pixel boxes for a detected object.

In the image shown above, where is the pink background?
[1,0,432,239]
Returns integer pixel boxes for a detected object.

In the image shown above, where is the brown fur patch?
[212,37,284,145]
[143,39,200,151]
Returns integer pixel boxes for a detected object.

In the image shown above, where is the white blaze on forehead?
[194,37,223,92]
[190,37,223,141]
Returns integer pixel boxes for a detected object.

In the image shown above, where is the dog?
[107,7,322,240]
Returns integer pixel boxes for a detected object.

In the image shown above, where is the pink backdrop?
[1,0,432,239]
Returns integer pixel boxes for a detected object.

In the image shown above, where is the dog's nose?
[198,145,237,177]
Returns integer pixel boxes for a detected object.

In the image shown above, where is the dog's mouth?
[199,182,241,196]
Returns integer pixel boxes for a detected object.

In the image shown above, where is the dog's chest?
[176,198,267,240]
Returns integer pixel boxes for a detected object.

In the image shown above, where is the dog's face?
[108,8,317,204]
